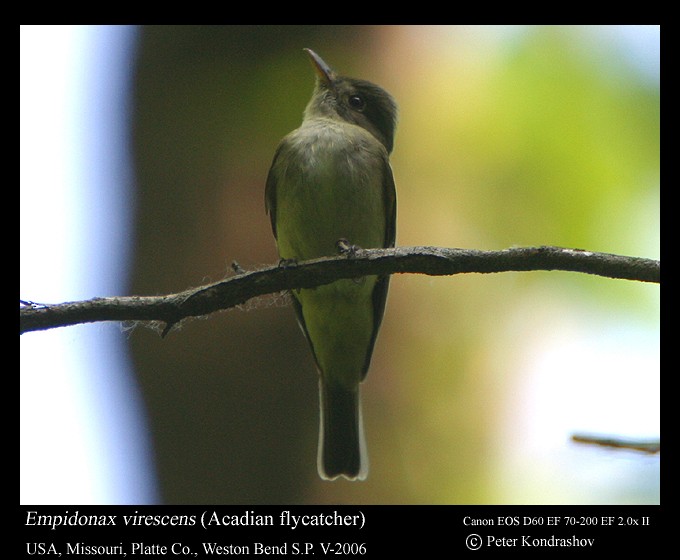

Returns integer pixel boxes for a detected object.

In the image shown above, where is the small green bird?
[265,49,397,480]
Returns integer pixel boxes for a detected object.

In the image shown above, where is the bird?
[265,48,397,480]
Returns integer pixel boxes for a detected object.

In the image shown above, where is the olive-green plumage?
[265,49,397,480]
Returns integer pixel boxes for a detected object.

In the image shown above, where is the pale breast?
[273,119,388,261]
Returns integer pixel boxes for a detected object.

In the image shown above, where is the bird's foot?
[336,238,361,258]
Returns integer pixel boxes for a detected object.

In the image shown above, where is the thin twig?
[571,434,660,454]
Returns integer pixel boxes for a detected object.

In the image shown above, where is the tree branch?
[571,434,660,454]
[19,245,660,335]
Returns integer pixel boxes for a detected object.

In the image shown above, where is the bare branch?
[19,245,660,335]
[571,434,660,454]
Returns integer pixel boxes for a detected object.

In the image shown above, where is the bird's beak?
[304,48,336,88]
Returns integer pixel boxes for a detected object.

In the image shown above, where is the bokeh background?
[20,25,659,504]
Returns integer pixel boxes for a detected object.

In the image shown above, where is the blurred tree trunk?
[129,25,374,503]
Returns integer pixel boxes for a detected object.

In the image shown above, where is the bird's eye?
[348,95,365,111]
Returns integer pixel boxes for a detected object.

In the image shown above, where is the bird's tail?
[317,379,368,481]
